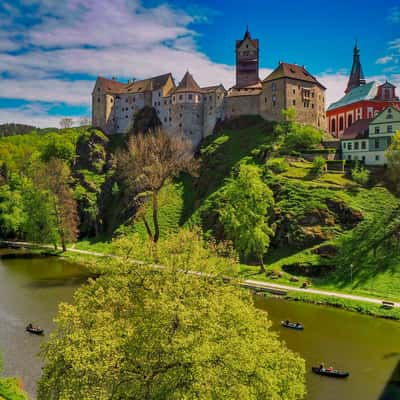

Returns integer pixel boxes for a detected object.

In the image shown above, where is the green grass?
[0,378,28,400]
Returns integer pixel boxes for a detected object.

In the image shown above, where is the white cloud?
[376,56,393,65]
[388,7,400,23]
[0,104,83,128]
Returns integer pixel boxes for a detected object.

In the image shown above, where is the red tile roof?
[341,118,371,140]
[96,73,173,94]
[174,71,201,93]
[263,62,326,89]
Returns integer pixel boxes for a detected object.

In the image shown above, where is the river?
[0,251,399,399]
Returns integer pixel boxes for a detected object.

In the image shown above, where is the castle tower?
[345,42,366,94]
[235,27,260,88]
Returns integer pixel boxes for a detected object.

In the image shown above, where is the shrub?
[351,164,370,186]
[312,156,327,176]
[266,157,289,174]
[283,124,323,152]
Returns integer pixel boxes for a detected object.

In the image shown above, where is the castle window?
[292,100,296,106]
[164,117,167,122]
[158,91,161,97]
[354,142,359,150]
[164,100,167,105]
[361,141,366,150]
[343,142,346,149]
[126,115,128,118]
[293,89,296,94]
[97,88,100,91]
[348,155,352,161]
[272,95,276,106]
[126,98,128,103]
[271,83,276,92]
[173,96,175,101]
[388,125,393,133]
[375,139,379,149]
[311,103,314,109]
[348,143,352,150]
[375,127,380,134]
[209,96,212,101]
[179,95,183,100]
[264,97,267,104]
[387,113,393,119]
[339,116,344,131]
[179,113,182,118]
[97,98,100,102]
[110,98,113,103]
[311,92,315,98]
[179,123,182,128]
[132,97,135,102]
[376,155,380,161]
[304,100,310,108]
[188,94,193,100]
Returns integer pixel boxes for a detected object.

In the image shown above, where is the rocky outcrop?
[326,199,363,229]
[282,262,336,277]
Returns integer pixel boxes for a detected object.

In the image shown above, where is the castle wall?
[114,93,145,134]
[203,87,225,137]
[224,93,260,120]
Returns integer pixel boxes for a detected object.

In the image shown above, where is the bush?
[283,124,323,152]
[351,164,370,186]
[312,156,327,176]
[266,157,289,174]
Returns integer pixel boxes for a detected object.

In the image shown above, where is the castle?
[92,28,326,145]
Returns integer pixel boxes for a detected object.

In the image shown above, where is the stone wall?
[224,94,260,120]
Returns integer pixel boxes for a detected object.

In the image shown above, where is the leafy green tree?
[38,230,305,400]
[386,131,400,191]
[22,185,59,247]
[218,164,275,270]
[275,107,297,137]
[0,176,26,238]
[283,124,322,152]
[41,138,75,164]
[351,162,370,186]
[34,159,79,251]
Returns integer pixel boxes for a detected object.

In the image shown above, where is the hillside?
[1,118,400,302]
[77,116,400,301]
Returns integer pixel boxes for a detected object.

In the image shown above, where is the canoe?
[281,321,304,330]
[312,367,349,378]
[26,325,44,335]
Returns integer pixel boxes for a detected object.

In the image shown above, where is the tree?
[59,118,74,129]
[38,230,305,400]
[41,138,75,164]
[34,159,79,251]
[283,124,322,152]
[218,164,275,270]
[118,130,195,243]
[22,185,59,246]
[386,131,400,192]
[275,107,297,136]
[79,117,91,127]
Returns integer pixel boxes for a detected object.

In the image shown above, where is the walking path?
[2,240,399,308]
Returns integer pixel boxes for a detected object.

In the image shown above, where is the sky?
[0,0,399,128]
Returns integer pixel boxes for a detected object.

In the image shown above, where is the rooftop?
[263,62,326,89]
[327,81,377,111]
[341,118,371,140]
[174,71,201,93]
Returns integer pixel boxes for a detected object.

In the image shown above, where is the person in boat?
[285,320,289,325]
[319,363,324,371]
[27,323,32,328]
[327,366,333,372]
[295,322,300,327]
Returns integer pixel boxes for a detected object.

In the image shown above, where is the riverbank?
[2,240,400,321]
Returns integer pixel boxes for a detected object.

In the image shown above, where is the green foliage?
[283,124,323,152]
[266,157,289,174]
[38,230,305,400]
[312,156,327,176]
[386,130,400,191]
[41,137,75,164]
[22,185,59,245]
[351,163,370,186]
[218,164,275,266]
[0,378,28,400]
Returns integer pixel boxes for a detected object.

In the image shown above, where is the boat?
[281,321,304,330]
[26,324,44,335]
[312,367,349,378]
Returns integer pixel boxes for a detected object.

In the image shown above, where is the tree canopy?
[218,164,275,268]
[38,230,305,400]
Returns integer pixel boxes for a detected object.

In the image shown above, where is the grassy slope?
[76,117,400,301]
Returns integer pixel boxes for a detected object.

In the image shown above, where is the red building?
[327,44,400,138]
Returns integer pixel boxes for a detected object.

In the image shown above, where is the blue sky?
[0,0,399,127]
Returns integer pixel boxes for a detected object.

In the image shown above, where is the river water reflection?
[254,295,400,400]
[0,251,399,399]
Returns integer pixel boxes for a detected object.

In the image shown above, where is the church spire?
[345,41,366,94]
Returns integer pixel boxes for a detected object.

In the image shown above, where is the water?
[254,296,400,400]
[0,250,90,399]
[0,251,399,399]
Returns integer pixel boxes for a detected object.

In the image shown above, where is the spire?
[175,71,201,93]
[244,25,251,39]
[345,41,366,94]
